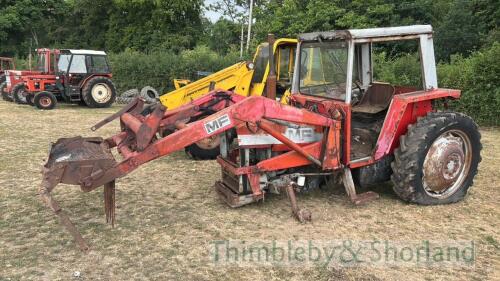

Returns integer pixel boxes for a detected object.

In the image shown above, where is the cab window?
[69,55,87,73]
[277,46,295,82]
[88,56,109,73]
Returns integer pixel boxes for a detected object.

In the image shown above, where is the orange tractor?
[1,49,59,103]
[39,25,482,251]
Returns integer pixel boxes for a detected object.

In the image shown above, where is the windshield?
[57,54,71,73]
[251,43,269,83]
[36,54,46,72]
[299,41,349,100]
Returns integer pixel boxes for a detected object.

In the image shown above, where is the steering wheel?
[351,80,364,106]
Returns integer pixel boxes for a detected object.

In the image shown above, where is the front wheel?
[391,112,482,205]
[26,93,35,106]
[1,82,12,102]
[34,91,57,110]
[82,77,116,108]
[12,83,28,104]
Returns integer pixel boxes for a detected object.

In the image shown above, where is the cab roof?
[298,25,433,42]
[60,49,107,56]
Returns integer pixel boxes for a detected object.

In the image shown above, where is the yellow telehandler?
[157,36,297,159]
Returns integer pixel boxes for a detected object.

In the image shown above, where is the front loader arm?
[84,95,335,189]
[40,91,335,251]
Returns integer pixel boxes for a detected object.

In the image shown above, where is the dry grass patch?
[0,100,498,280]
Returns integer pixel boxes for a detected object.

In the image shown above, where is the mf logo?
[285,127,315,140]
[204,114,231,134]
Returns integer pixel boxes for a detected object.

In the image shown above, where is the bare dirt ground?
[0,100,498,280]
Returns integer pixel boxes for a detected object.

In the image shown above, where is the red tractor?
[1,49,59,103]
[0,57,16,101]
[39,25,482,251]
[22,49,116,109]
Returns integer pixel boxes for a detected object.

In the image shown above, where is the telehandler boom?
[157,37,297,159]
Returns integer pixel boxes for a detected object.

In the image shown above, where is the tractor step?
[67,86,81,101]
[215,181,262,208]
[349,191,379,205]
[68,94,81,102]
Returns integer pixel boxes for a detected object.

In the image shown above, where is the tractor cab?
[0,57,15,85]
[34,48,59,73]
[291,25,441,167]
[56,49,112,101]
[0,57,15,72]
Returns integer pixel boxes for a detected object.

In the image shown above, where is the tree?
[105,0,203,53]
[0,0,67,56]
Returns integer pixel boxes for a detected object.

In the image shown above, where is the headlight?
[246,61,255,70]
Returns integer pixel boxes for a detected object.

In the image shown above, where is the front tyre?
[34,91,57,110]
[391,112,482,205]
[26,93,35,106]
[1,82,13,102]
[82,77,116,108]
[12,83,28,104]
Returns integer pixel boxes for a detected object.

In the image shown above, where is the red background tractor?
[22,49,116,109]
[0,49,59,103]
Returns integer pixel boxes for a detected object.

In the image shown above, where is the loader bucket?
[42,136,117,188]
[39,136,118,252]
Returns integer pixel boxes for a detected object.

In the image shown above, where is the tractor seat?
[352,82,395,114]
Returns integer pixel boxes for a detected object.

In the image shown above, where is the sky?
[204,0,247,23]
[204,0,224,22]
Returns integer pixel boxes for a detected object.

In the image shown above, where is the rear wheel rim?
[91,83,112,103]
[422,129,472,199]
[39,96,52,107]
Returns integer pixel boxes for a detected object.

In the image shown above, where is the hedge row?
[373,43,499,126]
[11,43,499,126]
[108,46,240,94]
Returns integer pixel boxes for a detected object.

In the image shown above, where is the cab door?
[248,39,297,98]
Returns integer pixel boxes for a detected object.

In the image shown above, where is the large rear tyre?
[12,83,28,104]
[34,91,57,110]
[82,77,116,108]
[0,82,12,102]
[185,137,221,160]
[391,112,482,205]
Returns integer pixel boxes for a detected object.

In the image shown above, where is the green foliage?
[373,52,422,87]
[374,43,500,126]
[0,0,203,55]
[0,0,498,126]
[109,46,240,94]
[199,19,242,55]
[440,43,500,125]
[0,0,67,56]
